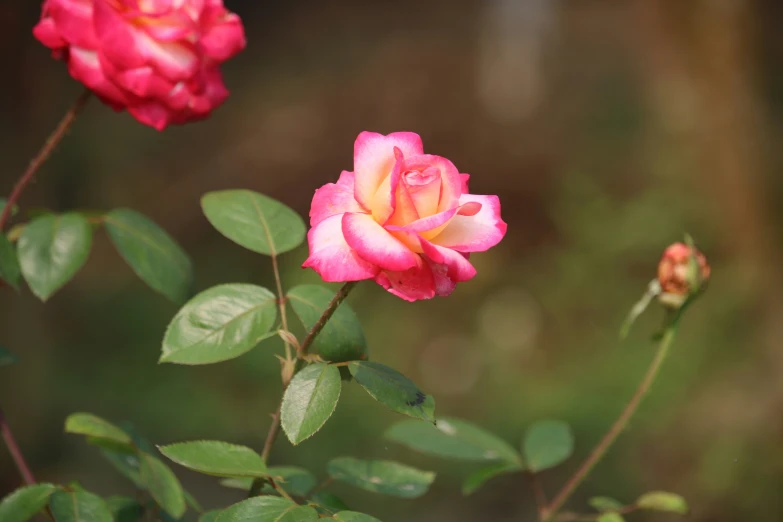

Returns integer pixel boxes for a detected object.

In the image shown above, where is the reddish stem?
[0,89,91,231]
[0,409,37,485]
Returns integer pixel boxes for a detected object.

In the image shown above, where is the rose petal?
[375,255,436,302]
[404,154,462,214]
[420,238,477,283]
[113,66,174,99]
[403,165,441,218]
[48,0,98,49]
[33,17,67,49]
[134,32,198,81]
[200,67,230,105]
[128,101,173,131]
[200,13,246,61]
[430,194,507,252]
[68,47,129,106]
[457,201,482,216]
[342,212,418,271]
[386,207,457,235]
[353,131,423,211]
[427,259,457,297]
[302,214,380,281]
[385,200,481,240]
[309,171,365,227]
[93,0,147,70]
[386,178,420,228]
[460,173,470,193]
[369,149,403,224]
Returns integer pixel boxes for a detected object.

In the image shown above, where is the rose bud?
[657,242,710,308]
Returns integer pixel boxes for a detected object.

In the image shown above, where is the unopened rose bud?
[657,242,710,308]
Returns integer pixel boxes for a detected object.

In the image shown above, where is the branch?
[250,282,358,496]
[0,409,37,485]
[0,89,91,231]
[298,282,357,357]
[542,326,678,520]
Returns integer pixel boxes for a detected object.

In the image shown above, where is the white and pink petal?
[420,239,477,283]
[309,171,364,227]
[342,212,419,272]
[302,214,380,282]
[430,194,507,252]
[353,131,423,211]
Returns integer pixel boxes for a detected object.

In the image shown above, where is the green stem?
[250,282,358,497]
[542,325,679,521]
[298,282,357,358]
[270,252,293,362]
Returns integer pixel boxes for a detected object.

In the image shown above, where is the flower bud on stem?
[540,241,709,521]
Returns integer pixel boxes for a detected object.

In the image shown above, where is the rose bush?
[303,131,507,301]
[33,0,246,130]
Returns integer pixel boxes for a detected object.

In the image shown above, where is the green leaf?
[281,363,341,445]
[0,484,58,522]
[333,512,382,522]
[636,491,689,514]
[139,452,186,518]
[17,213,92,301]
[461,462,519,495]
[49,489,112,522]
[597,514,625,522]
[159,440,267,478]
[65,413,132,447]
[103,208,194,304]
[348,362,435,422]
[217,477,252,490]
[0,346,19,366]
[522,419,574,472]
[275,506,319,522]
[287,285,367,362]
[105,496,142,522]
[309,492,348,516]
[200,511,221,522]
[201,190,306,256]
[161,283,277,365]
[327,457,435,499]
[215,497,317,522]
[117,422,157,454]
[268,467,317,496]
[0,234,20,290]
[589,497,624,512]
[385,418,522,466]
[99,447,143,486]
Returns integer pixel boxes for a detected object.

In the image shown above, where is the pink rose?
[303,132,507,301]
[33,0,246,130]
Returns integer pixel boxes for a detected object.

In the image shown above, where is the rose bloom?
[33,0,246,130]
[303,132,507,302]
[657,242,710,307]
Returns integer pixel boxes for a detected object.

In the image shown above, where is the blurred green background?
[2,0,782,520]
